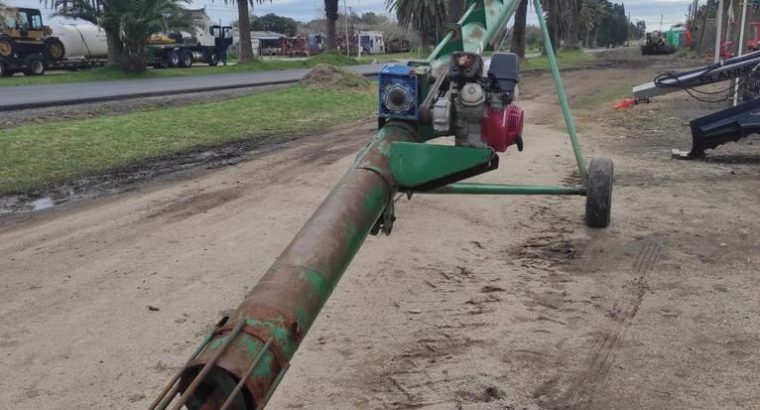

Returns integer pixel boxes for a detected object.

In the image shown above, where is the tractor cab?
[209,25,233,47]
[1,8,50,41]
[0,7,64,64]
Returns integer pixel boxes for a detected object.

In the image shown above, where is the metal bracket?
[370,199,395,236]
[389,142,498,190]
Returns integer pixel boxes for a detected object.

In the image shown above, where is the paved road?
[0,64,384,111]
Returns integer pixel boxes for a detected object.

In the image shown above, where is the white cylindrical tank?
[51,24,109,60]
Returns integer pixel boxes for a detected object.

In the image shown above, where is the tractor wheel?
[178,50,193,68]
[207,50,220,66]
[585,157,614,228]
[0,61,7,77]
[43,37,66,61]
[0,35,14,59]
[24,59,46,76]
[166,50,180,68]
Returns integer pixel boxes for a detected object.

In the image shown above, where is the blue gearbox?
[379,65,420,121]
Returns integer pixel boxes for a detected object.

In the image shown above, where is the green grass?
[521,49,595,71]
[0,52,360,87]
[0,85,376,194]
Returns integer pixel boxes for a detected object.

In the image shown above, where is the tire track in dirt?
[554,239,663,410]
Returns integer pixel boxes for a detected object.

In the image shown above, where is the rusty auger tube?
[162,122,417,410]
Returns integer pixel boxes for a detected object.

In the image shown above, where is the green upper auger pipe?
[428,0,520,70]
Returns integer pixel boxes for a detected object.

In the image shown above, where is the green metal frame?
[390,142,495,188]
[406,0,590,196]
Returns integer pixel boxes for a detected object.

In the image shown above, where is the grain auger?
[149,1,613,408]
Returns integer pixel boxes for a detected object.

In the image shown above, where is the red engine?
[480,104,524,152]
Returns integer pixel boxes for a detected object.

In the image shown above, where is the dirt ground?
[1,50,759,410]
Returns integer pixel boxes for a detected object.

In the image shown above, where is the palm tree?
[579,0,603,47]
[511,0,528,58]
[562,0,582,49]
[324,0,338,50]
[107,0,191,72]
[543,0,561,54]
[212,0,269,63]
[386,0,447,51]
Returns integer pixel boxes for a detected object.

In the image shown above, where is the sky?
[12,0,695,32]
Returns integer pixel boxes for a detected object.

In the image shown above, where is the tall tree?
[108,0,191,72]
[543,0,561,54]
[213,0,269,63]
[324,0,338,50]
[579,0,603,47]
[386,0,447,51]
[511,0,528,58]
[563,0,582,49]
[250,13,298,36]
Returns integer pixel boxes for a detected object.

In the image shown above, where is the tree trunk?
[546,0,561,54]
[420,29,431,52]
[565,0,581,49]
[511,0,528,58]
[237,0,254,63]
[119,36,147,73]
[325,0,339,51]
[104,27,122,66]
[446,0,465,23]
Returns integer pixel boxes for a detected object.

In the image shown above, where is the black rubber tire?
[207,50,219,66]
[178,50,193,68]
[585,157,614,228]
[24,59,45,76]
[166,50,180,68]
[43,37,66,61]
[0,61,6,77]
[0,35,14,59]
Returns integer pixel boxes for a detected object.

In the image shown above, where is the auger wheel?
[585,157,614,228]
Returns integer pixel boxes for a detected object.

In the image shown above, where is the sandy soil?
[1,51,759,410]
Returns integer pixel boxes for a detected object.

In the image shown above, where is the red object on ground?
[481,103,524,152]
[613,98,637,110]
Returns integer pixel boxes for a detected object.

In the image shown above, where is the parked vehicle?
[358,31,385,55]
[0,7,76,76]
[386,37,411,54]
[146,9,232,68]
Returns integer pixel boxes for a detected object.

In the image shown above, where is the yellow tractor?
[0,7,65,75]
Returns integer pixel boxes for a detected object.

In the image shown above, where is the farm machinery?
[641,31,677,55]
[149,1,614,409]
[0,7,65,76]
[633,49,760,157]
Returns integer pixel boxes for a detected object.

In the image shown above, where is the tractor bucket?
[688,97,760,157]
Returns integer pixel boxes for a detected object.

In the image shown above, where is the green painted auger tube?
[149,0,613,407]
[147,123,419,410]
